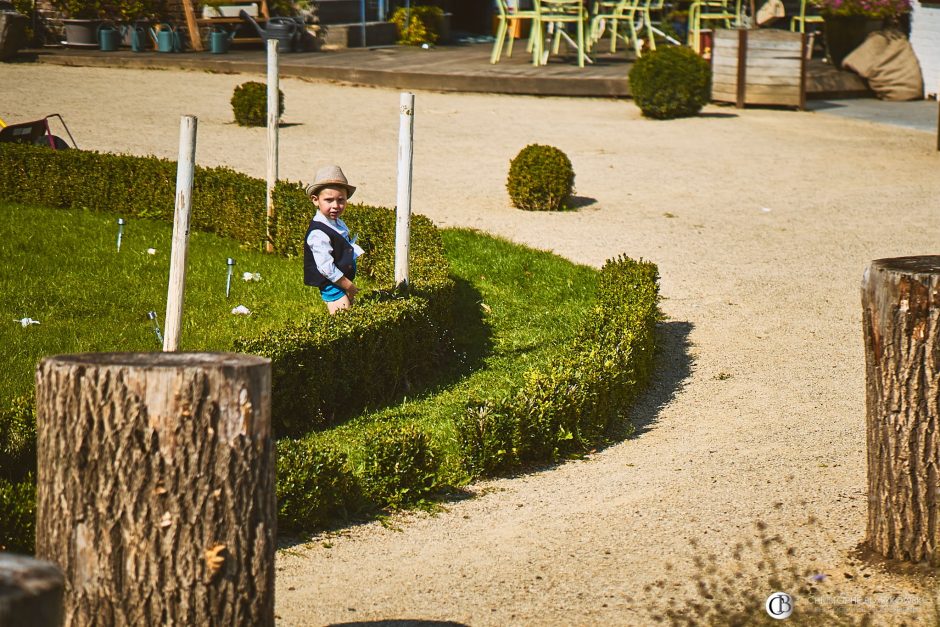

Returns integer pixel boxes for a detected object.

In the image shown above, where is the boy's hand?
[338,277,359,299]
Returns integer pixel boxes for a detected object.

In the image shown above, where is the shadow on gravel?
[628,320,694,438]
[329,622,468,627]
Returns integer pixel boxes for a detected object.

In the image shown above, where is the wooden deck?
[27,42,870,99]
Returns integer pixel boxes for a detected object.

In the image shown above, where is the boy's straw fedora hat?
[305,165,356,199]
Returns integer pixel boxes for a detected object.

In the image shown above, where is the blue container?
[209,29,233,54]
[129,24,148,52]
[151,24,181,53]
[98,24,119,52]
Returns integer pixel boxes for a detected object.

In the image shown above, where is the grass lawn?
[1,202,600,485]
[0,202,349,402]
[312,228,599,484]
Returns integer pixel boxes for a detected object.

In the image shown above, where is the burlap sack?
[843,29,924,101]
[756,0,785,26]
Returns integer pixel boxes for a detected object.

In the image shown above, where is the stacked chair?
[687,0,741,53]
[491,0,541,63]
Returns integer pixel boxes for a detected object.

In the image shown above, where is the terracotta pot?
[823,15,883,68]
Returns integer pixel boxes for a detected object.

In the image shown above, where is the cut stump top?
[40,352,270,369]
[870,256,940,276]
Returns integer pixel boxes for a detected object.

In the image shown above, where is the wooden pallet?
[181,0,270,51]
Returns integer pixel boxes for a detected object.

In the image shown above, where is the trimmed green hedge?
[0,144,659,545]
[456,255,659,476]
[0,143,455,437]
[357,423,438,506]
[276,438,361,533]
[0,475,34,553]
[0,396,35,483]
[277,255,660,534]
[0,143,457,547]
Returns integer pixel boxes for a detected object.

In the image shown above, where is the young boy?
[303,165,364,314]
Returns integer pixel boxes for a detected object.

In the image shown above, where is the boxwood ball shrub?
[628,46,712,120]
[231,81,285,127]
[507,144,575,212]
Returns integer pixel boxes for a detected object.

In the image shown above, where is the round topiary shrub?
[231,81,285,127]
[628,46,712,120]
[506,144,575,212]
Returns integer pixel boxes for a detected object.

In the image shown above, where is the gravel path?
[4,63,939,624]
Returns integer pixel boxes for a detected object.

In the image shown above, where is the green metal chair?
[492,0,541,64]
[687,0,738,54]
[535,0,590,67]
[644,0,682,47]
[589,0,648,57]
[790,0,824,33]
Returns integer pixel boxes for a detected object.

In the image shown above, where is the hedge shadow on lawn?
[625,320,694,439]
[447,276,494,377]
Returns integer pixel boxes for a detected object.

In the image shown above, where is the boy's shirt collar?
[313,211,364,257]
[313,211,347,233]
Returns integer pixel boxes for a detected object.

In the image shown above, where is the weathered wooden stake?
[35,352,275,626]
[164,115,197,352]
[863,256,940,563]
[395,92,415,288]
[266,39,279,254]
[0,553,64,627]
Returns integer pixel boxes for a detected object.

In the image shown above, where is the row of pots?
[62,18,161,49]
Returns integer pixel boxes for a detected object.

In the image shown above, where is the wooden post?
[164,115,197,352]
[395,92,415,288]
[181,0,203,52]
[0,554,64,627]
[265,39,279,254]
[35,352,275,626]
[799,32,807,111]
[735,28,747,109]
[862,256,940,564]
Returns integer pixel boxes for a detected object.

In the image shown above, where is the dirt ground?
[4,63,940,625]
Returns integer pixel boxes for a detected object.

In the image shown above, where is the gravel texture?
[4,63,939,625]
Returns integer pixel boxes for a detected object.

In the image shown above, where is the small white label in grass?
[231,305,251,316]
[147,248,157,255]
[242,272,262,282]
[14,318,40,327]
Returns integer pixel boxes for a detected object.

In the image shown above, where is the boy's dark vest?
[303,220,356,288]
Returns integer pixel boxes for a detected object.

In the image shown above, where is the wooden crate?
[711,29,807,110]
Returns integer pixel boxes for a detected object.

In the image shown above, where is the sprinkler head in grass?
[147,310,163,345]
[116,218,125,252]
[226,257,236,298]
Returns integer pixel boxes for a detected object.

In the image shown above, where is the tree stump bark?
[34,353,275,626]
[863,256,940,564]
[0,553,64,626]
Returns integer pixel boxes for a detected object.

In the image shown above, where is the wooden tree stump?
[863,256,940,564]
[0,553,64,626]
[35,353,275,626]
